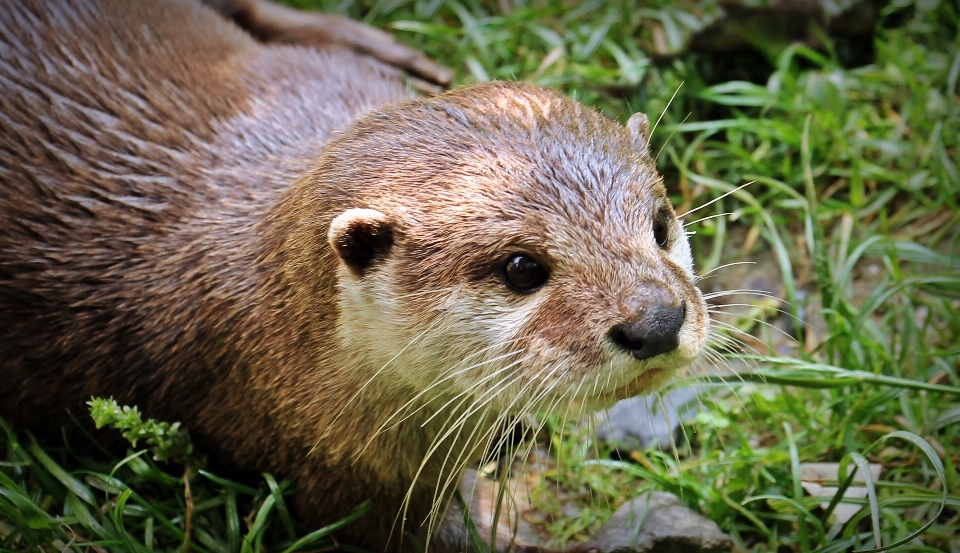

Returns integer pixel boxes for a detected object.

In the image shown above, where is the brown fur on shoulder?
[0,0,411,540]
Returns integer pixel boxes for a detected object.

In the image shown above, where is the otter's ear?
[328,208,395,277]
[626,112,650,157]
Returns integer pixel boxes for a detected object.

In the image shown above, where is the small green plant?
[89,397,203,466]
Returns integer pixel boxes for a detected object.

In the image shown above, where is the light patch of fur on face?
[665,212,696,274]
[334,257,517,403]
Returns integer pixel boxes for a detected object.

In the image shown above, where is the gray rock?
[594,387,702,453]
[590,492,731,553]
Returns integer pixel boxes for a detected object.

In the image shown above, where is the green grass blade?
[64,491,117,542]
[846,453,881,550]
[225,489,240,553]
[0,473,55,530]
[853,431,948,553]
[240,495,275,553]
[25,438,96,506]
[277,500,373,553]
[784,423,811,551]
[111,489,153,553]
[197,470,259,496]
[263,474,297,540]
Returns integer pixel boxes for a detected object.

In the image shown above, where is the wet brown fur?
[0,1,708,550]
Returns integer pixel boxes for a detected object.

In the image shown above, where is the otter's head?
[315,81,708,415]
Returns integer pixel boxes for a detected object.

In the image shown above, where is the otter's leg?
[202,0,453,88]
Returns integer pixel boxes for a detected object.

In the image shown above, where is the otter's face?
[323,82,708,414]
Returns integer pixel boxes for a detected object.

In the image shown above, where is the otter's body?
[0,1,709,550]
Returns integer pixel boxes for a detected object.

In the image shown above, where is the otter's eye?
[502,254,548,294]
[653,208,670,250]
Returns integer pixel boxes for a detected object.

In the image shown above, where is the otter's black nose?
[609,302,686,361]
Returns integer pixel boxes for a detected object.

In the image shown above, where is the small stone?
[594,387,702,453]
[590,492,731,553]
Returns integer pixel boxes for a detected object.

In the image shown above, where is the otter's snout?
[609,301,686,361]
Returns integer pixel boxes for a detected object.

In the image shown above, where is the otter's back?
[0,0,409,425]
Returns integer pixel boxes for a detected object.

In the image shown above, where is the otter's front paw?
[204,0,453,88]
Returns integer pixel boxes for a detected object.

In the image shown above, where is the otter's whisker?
[708,319,781,353]
[695,261,757,278]
[708,310,801,343]
[405,354,535,499]
[650,83,683,140]
[702,288,781,301]
[367,345,528,442]
[654,111,691,163]
[436,357,572,534]
[427,385,539,536]
[683,211,735,228]
[425,362,552,540]
[313,318,443,449]
[677,181,755,219]
[418,353,533,429]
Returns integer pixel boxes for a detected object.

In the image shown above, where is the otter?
[0,0,709,551]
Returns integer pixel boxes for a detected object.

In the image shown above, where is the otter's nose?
[609,302,686,361]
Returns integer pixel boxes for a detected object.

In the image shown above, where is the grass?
[2,0,959,551]
[0,408,370,553]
